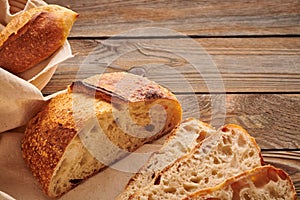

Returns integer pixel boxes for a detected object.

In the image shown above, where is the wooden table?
[44,0,300,197]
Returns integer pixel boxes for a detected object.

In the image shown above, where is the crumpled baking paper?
[0,0,73,133]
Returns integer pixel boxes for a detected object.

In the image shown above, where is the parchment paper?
[0,129,162,200]
[0,0,73,133]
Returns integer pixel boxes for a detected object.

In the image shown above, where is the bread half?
[21,72,182,198]
[117,118,216,200]
[184,165,297,200]
[0,5,78,73]
[129,124,264,200]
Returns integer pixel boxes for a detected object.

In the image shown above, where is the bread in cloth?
[0,5,78,74]
[184,165,297,200]
[117,118,216,200]
[129,124,264,199]
[21,72,182,198]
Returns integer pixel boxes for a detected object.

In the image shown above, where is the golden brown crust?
[21,92,78,195]
[22,72,182,197]
[0,11,63,73]
[0,5,78,74]
[70,72,177,103]
[185,165,297,200]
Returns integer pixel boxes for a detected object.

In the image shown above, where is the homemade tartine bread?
[0,5,78,74]
[129,124,264,200]
[184,165,297,200]
[117,118,217,200]
[21,72,182,198]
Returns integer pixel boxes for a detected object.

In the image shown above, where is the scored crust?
[21,72,182,198]
[0,5,78,73]
[70,72,177,103]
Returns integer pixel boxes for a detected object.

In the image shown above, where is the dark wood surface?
[48,0,300,37]
[43,37,300,94]
[45,0,300,197]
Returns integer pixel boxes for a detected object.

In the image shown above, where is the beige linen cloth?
[0,0,72,199]
[0,0,73,133]
[0,130,159,200]
[0,1,160,199]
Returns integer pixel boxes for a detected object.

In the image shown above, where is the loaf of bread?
[0,5,78,74]
[184,165,297,200]
[117,118,216,200]
[21,72,182,198]
[129,124,264,199]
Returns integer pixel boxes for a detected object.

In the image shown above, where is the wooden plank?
[176,94,300,149]
[46,0,300,37]
[262,151,300,196]
[42,37,300,94]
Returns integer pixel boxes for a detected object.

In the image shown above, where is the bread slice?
[129,124,264,200]
[0,5,78,73]
[21,72,182,198]
[184,165,297,200]
[116,118,216,200]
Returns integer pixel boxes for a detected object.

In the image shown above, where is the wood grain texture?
[40,38,300,149]
[262,151,300,197]
[46,0,300,37]
[42,37,300,94]
[176,94,300,149]
[1,0,299,197]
